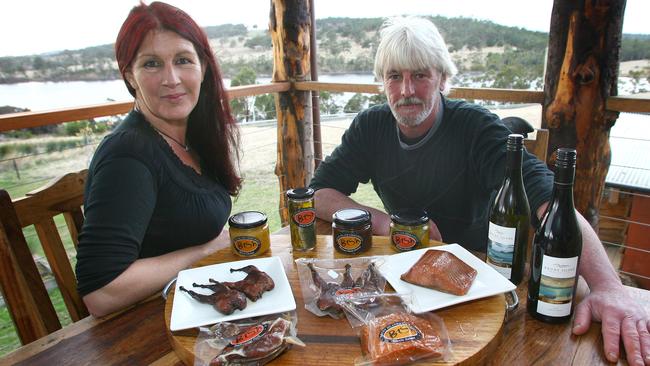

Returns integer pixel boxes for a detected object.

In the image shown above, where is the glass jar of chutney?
[228,211,270,257]
[389,209,429,252]
[286,187,317,251]
[332,208,372,254]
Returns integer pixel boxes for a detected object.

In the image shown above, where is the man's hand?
[572,287,650,365]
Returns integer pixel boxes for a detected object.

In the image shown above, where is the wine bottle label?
[486,222,516,279]
[536,255,579,317]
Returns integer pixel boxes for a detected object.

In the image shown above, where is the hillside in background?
[0,16,649,86]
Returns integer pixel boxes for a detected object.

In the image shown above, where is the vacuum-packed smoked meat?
[360,312,444,365]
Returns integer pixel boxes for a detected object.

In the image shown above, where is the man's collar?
[396,94,444,150]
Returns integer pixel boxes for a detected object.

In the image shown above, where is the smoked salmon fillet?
[400,249,477,295]
[360,312,444,365]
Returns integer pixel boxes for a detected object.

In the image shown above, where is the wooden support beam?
[270,0,314,224]
[295,81,382,94]
[449,88,545,104]
[0,101,133,132]
[542,0,626,227]
[606,95,650,113]
[226,82,290,99]
[0,83,291,132]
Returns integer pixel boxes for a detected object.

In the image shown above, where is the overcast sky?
[1,0,647,57]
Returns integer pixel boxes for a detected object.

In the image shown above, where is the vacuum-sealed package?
[295,256,387,319]
[338,293,452,366]
[193,311,305,366]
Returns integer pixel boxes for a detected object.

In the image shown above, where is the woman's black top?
[76,110,231,296]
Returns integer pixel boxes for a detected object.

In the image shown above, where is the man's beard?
[388,96,435,127]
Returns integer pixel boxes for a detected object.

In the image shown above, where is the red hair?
[115,1,241,194]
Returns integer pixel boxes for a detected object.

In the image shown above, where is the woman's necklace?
[134,105,191,151]
[150,124,191,152]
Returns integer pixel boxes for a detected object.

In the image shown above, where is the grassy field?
[0,115,384,356]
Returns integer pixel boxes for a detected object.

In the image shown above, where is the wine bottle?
[527,148,582,323]
[486,134,531,285]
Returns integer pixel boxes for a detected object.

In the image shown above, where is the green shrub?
[45,141,59,153]
[63,121,90,136]
[16,143,36,155]
[5,130,32,139]
[0,144,15,159]
[92,121,110,134]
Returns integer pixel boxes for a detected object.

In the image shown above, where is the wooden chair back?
[524,128,549,164]
[0,169,89,345]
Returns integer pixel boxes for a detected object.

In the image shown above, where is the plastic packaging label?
[536,255,578,317]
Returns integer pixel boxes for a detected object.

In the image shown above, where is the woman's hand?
[83,229,232,318]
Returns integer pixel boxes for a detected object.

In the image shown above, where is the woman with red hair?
[76,1,241,316]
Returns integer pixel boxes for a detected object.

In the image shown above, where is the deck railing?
[2,82,649,132]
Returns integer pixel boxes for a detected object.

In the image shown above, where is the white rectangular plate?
[170,256,295,331]
[377,244,516,313]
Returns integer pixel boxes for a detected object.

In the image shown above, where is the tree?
[230,66,257,122]
[254,94,276,120]
[204,24,248,38]
[318,91,342,115]
[368,93,387,107]
[32,56,47,70]
[629,69,646,94]
[244,34,272,49]
[344,93,368,113]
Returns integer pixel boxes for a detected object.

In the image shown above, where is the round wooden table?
[165,235,507,365]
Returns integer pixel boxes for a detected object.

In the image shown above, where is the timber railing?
[3,82,650,132]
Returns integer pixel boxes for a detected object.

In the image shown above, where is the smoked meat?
[400,249,477,295]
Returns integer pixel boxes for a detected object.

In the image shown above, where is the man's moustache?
[395,97,424,106]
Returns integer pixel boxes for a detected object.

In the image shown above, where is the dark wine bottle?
[527,148,582,323]
[486,134,531,285]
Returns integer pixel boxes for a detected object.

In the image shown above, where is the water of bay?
[0,74,377,112]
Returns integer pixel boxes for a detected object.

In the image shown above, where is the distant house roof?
[606,113,650,193]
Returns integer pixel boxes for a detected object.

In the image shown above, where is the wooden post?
[270,0,315,225]
[542,0,626,227]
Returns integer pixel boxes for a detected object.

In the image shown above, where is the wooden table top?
[2,230,649,366]
[165,235,506,365]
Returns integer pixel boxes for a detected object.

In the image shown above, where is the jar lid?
[390,209,429,226]
[229,211,268,229]
[333,208,371,226]
[286,187,314,199]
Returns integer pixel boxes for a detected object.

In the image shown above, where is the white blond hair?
[373,16,457,95]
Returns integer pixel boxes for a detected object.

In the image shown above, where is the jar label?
[335,233,363,253]
[536,255,578,317]
[391,231,419,250]
[379,321,422,343]
[233,236,261,256]
[292,208,315,227]
[229,324,268,347]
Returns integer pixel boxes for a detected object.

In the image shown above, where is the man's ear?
[439,75,447,92]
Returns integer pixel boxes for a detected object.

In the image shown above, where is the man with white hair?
[311,16,552,250]
[309,16,650,365]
